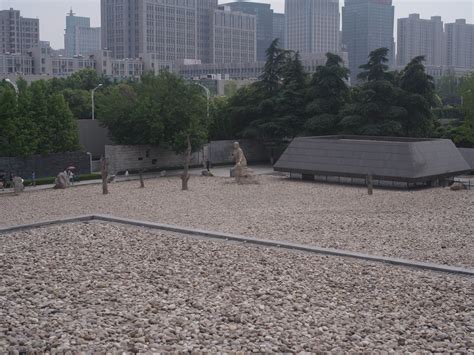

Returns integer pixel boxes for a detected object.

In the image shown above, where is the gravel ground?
[1,175,473,267]
[0,222,472,353]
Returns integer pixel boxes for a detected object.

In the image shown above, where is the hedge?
[22,173,101,187]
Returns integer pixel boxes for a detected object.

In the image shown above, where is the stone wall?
[105,145,204,175]
[105,140,269,174]
[0,151,91,179]
[459,148,474,172]
[78,120,113,159]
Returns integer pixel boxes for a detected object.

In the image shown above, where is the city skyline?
[1,0,473,50]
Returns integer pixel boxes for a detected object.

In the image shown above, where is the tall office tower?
[0,8,39,54]
[101,0,138,59]
[446,19,474,69]
[224,1,274,61]
[342,0,395,81]
[65,9,101,57]
[285,0,340,55]
[397,14,445,67]
[273,13,286,49]
[101,0,218,62]
[210,5,256,63]
[197,0,219,64]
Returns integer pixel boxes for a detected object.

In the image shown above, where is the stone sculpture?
[231,142,256,184]
[450,182,467,191]
[54,172,70,189]
[12,176,24,194]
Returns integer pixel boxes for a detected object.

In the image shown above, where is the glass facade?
[342,0,395,82]
[65,10,101,57]
[224,2,274,61]
[286,0,340,56]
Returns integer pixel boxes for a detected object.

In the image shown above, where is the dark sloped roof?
[459,148,474,171]
[274,136,471,182]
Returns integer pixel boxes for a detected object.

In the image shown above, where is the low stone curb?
[0,215,93,234]
[1,214,473,277]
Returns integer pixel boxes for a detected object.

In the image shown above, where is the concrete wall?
[0,151,91,179]
[106,145,204,175]
[78,120,113,159]
[105,139,269,174]
[459,148,474,171]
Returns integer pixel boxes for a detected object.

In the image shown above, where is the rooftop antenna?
[68,8,75,16]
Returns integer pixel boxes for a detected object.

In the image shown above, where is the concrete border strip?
[0,215,94,234]
[1,214,473,277]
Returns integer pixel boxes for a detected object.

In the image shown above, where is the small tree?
[100,156,109,195]
[161,78,207,191]
[98,72,208,190]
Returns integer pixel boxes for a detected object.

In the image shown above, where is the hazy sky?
[1,0,473,49]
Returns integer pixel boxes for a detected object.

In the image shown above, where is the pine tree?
[305,53,350,135]
[340,48,405,136]
[258,39,288,94]
[398,56,437,136]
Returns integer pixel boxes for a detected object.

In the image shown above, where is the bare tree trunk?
[181,135,192,191]
[139,170,145,188]
[367,174,373,195]
[101,156,109,195]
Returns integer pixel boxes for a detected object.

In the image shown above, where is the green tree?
[244,50,306,146]
[62,88,92,119]
[155,73,207,190]
[340,48,405,136]
[272,51,307,138]
[452,74,474,147]
[64,68,103,91]
[224,85,265,138]
[27,81,52,154]
[398,56,438,136]
[14,79,39,156]
[436,74,464,106]
[357,47,391,82]
[0,85,19,156]
[258,39,288,94]
[98,72,207,190]
[209,96,234,140]
[97,83,142,144]
[305,53,350,135]
[1,79,79,157]
[47,93,81,152]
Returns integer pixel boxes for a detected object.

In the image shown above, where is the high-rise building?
[210,5,256,63]
[285,0,340,55]
[273,13,286,49]
[224,1,274,61]
[197,0,219,64]
[342,0,395,81]
[100,0,139,59]
[65,9,101,57]
[397,14,445,67]
[0,8,39,54]
[446,19,474,69]
[101,0,218,62]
